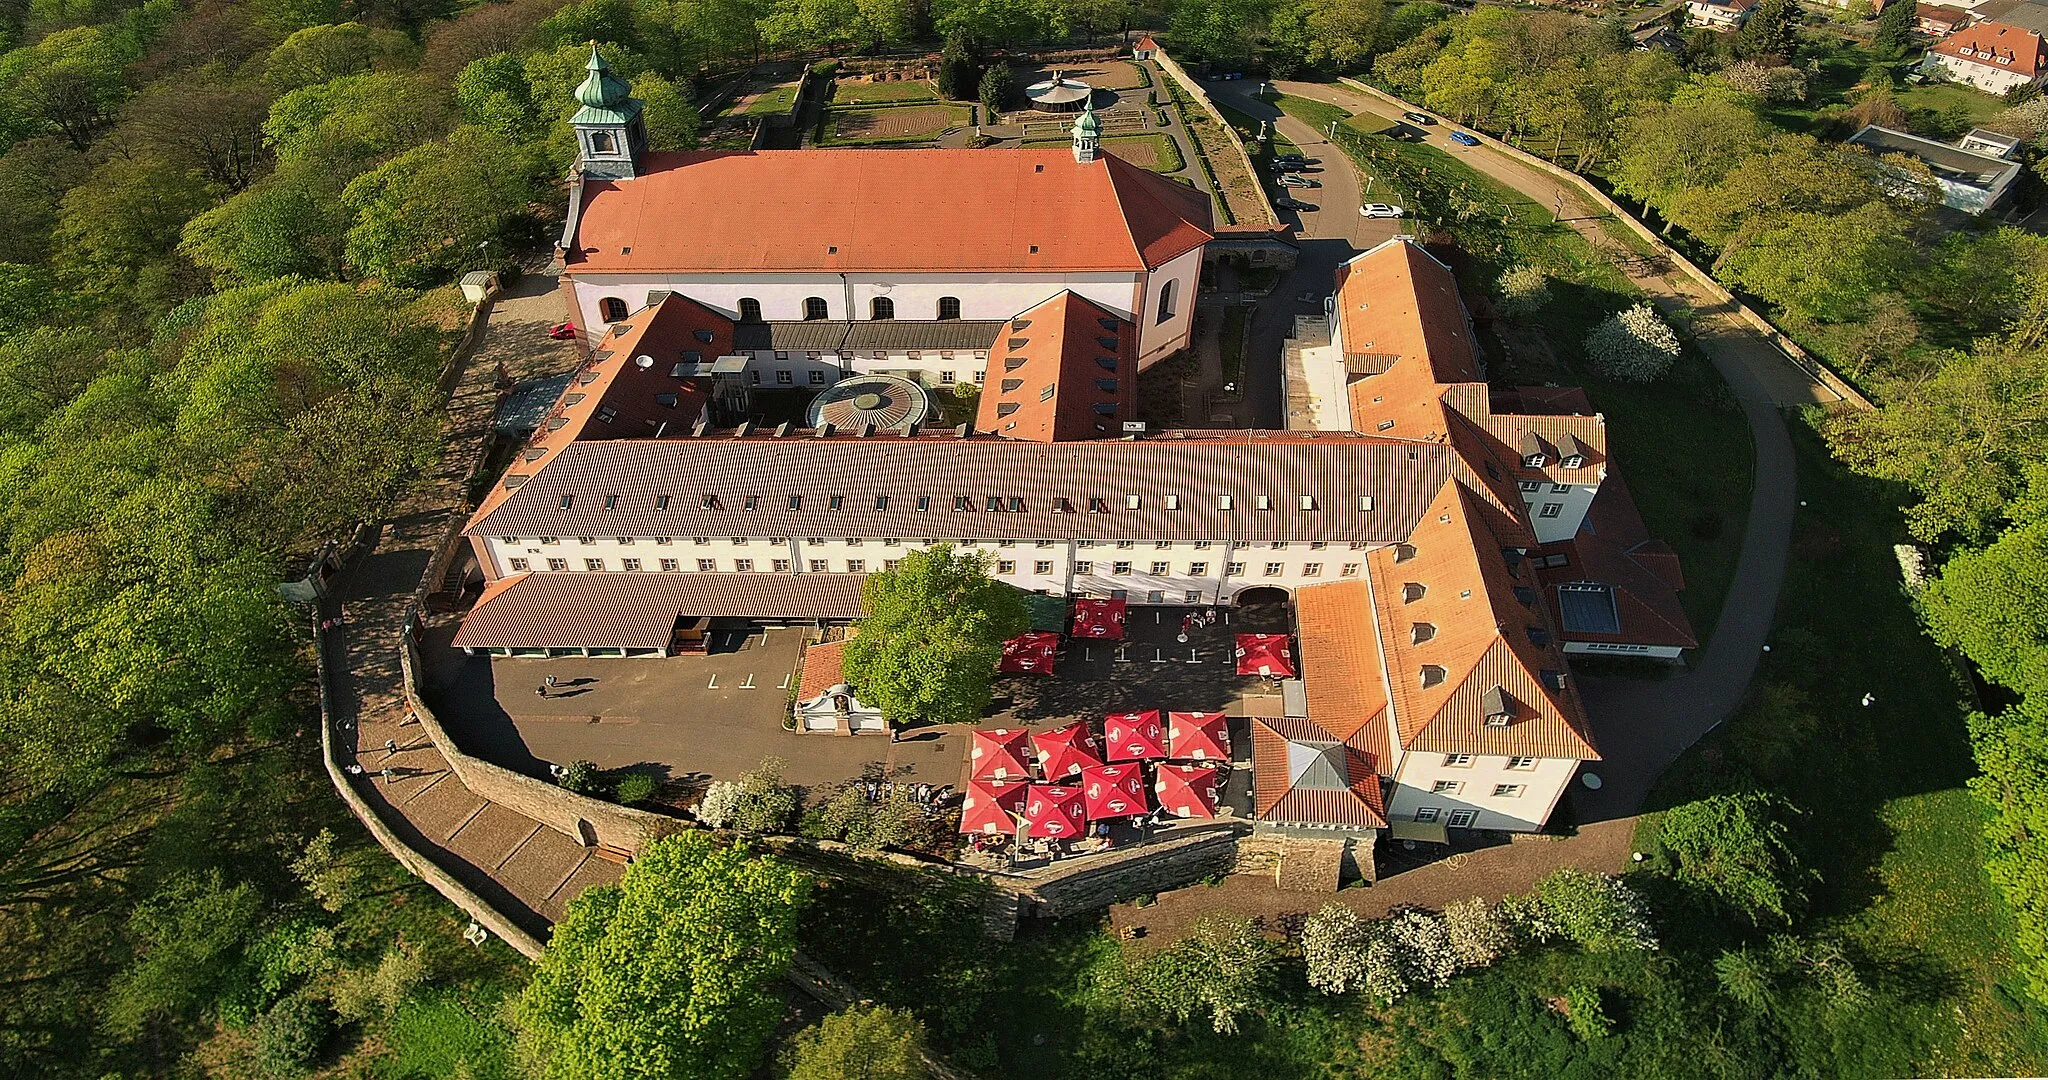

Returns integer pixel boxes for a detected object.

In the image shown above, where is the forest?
[0,0,2045,1073]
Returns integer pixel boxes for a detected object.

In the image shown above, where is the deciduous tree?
[841,544,1028,726]
[515,833,810,1080]
[782,1004,927,1080]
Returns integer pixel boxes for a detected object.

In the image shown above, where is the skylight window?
[699,495,717,510]
[1125,495,1141,510]
[788,495,802,511]
[605,494,619,510]
[559,495,574,510]
[1218,495,1233,511]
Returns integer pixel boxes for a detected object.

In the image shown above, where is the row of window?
[1516,481,1577,494]
[499,536,1378,551]
[1427,781,1530,798]
[1441,754,1540,769]
[597,296,971,324]
[1413,808,1478,827]
[546,493,1380,516]
[507,556,1361,579]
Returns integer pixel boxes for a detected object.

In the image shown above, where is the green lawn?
[1021,133,1186,173]
[816,103,973,146]
[832,78,941,105]
[742,82,803,116]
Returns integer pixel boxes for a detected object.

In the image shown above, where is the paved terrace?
[323,273,621,939]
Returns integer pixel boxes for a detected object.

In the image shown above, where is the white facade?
[1684,0,1755,27]
[796,684,887,733]
[1928,52,2041,94]
[1385,752,1579,832]
[569,244,1205,371]
[477,534,1382,605]
[1518,482,1599,544]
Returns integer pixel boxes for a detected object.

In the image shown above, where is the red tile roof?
[1292,580,1390,752]
[1933,21,2047,75]
[975,291,1136,442]
[797,637,852,700]
[565,150,1213,275]
[1250,716,1388,829]
[1537,474,1697,650]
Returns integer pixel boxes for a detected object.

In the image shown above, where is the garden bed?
[817,104,973,146]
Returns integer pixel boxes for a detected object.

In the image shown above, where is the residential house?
[1925,20,2048,94]
[1847,124,2025,213]
[1685,0,1759,29]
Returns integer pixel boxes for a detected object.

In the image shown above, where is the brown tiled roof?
[469,294,718,525]
[1292,580,1390,753]
[451,572,867,650]
[1538,474,1697,650]
[1250,716,1388,829]
[797,637,851,700]
[975,291,1135,442]
[566,150,1213,275]
[1933,21,2047,75]
[1367,478,1598,761]
[468,430,1454,544]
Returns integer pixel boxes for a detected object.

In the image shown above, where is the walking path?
[322,276,617,944]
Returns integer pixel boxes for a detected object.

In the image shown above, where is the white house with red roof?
[1926,20,2048,93]
[1685,0,1758,29]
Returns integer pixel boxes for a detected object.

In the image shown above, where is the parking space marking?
[778,673,791,690]
[739,674,756,689]
[1151,648,1168,663]
[1184,648,1202,664]
[1114,646,1132,663]
[706,673,719,689]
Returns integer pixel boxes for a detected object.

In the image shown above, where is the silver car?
[1277,174,1320,188]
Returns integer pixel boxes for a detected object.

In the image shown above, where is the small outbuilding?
[1132,34,1160,60]
[793,637,887,735]
[1026,71,1095,113]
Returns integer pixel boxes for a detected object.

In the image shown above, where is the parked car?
[1276,174,1319,188]
[1358,203,1405,218]
[1219,71,1245,80]
[1271,160,1308,172]
[1448,130,1480,146]
[1402,111,1435,125]
[1274,197,1317,211]
[1274,154,1320,165]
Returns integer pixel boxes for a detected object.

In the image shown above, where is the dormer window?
[788,495,802,511]
[1402,582,1426,603]
[1298,495,1316,511]
[1523,453,1547,468]
[1393,543,1416,563]
[955,496,974,512]
[1126,495,1141,510]
[1088,498,1110,514]
[1420,665,1447,688]
[1254,494,1272,511]
[875,496,889,511]
[1411,623,1436,644]
[559,495,574,510]
[1561,454,1584,469]
[986,496,1004,513]
[1053,498,1074,514]
[830,495,846,511]
[1359,496,1375,512]
[1482,686,1515,727]
[1218,495,1234,511]
[604,494,618,510]
[1164,494,1180,510]
[699,495,718,510]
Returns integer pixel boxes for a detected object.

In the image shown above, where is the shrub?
[558,759,602,796]
[250,989,332,1076]
[1534,868,1658,952]
[694,757,798,833]
[289,829,364,913]
[1361,936,1408,1003]
[1496,265,1550,317]
[1443,897,1515,968]
[1301,903,1373,994]
[1383,909,1459,989]
[800,786,921,853]
[783,1003,927,1080]
[614,772,658,805]
[1562,983,1611,1040]
[1655,792,1809,925]
[330,941,428,1022]
[1585,302,1680,382]
[978,65,1014,120]
[1130,915,1275,1034]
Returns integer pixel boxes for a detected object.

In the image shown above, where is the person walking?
[536,684,548,698]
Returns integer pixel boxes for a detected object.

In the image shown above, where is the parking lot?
[422,625,910,791]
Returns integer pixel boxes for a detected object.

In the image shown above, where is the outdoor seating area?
[959,709,1235,866]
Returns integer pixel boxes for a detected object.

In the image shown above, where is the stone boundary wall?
[1154,48,1277,228]
[314,616,548,960]
[1335,77,1874,412]
[399,620,674,853]
[1018,826,1245,916]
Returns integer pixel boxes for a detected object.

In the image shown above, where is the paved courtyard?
[421,625,907,791]
[985,602,1292,727]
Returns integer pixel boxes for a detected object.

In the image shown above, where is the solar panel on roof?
[1558,584,1621,634]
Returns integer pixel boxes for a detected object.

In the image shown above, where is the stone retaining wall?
[1019,827,1244,916]
[1154,48,1276,228]
[399,620,674,853]
[1336,77,1873,412]
[314,617,548,960]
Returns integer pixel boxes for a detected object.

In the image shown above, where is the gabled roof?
[1251,715,1388,829]
[1292,580,1390,753]
[1932,20,2047,75]
[1365,478,1598,760]
[1333,239,1485,442]
[975,291,1135,441]
[1537,474,1697,650]
[797,637,852,701]
[467,294,719,527]
[564,150,1213,275]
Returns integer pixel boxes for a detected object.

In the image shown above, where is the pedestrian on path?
[546,673,559,687]
[536,684,548,698]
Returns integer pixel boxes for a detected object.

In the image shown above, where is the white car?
[1276,174,1319,188]
[1358,203,1405,218]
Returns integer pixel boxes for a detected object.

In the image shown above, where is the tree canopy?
[841,544,1029,726]
[516,833,811,1080]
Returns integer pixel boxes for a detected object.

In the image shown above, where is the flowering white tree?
[1383,909,1459,989]
[1535,868,1660,952]
[1496,265,1550,317]
[1301,903,1374,995]
[1443,897,1516,968]
[1585,302,1681,383]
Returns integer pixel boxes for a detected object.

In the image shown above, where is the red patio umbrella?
[1080,762,1150,819]
[1103,709,1167,761]
[958,778,1028,834]
[998,631,1061,675]
[1070,597,1128,641]
[1234,633,1297,678]
[1154,763,1222,819]
[1020,784,1088,839]
[1032,721,1104,781]
[1168,711,1231,761]
[969,727,1035,782]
